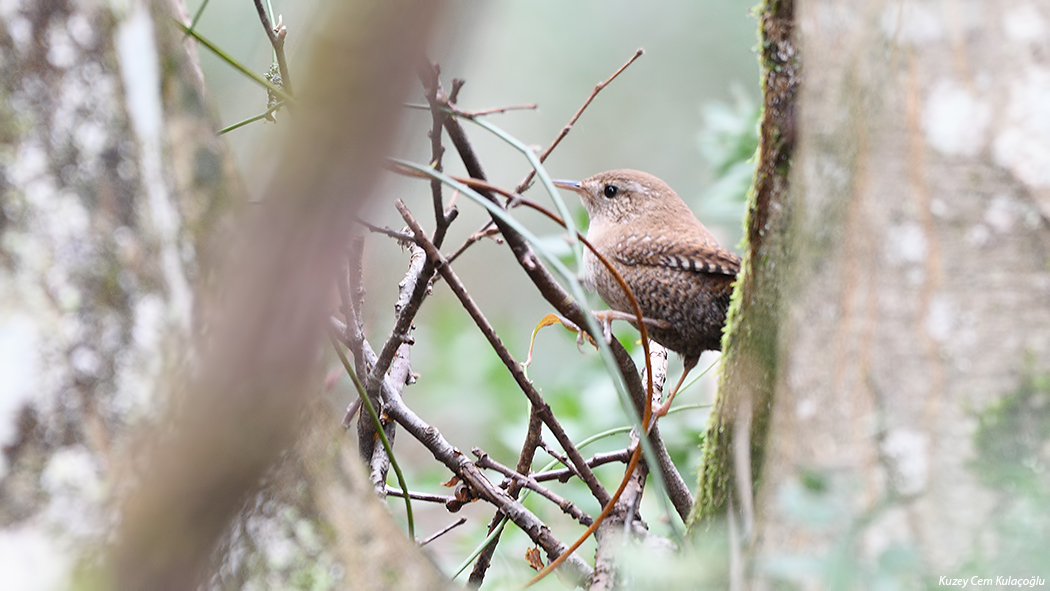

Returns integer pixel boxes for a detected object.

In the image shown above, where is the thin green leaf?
[189,0,211,30]
[465,117,580,256]
[173,19,293,104]
[330,336,415,541]
[218,102,283,135]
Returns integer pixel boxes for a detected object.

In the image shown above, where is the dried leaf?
[523,313,597,375]
[525,546,544,571]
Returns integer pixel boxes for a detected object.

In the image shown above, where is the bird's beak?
[552,179,583,193]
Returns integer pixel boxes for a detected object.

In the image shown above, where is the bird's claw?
[591,310,618,344]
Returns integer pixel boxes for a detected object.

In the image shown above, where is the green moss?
[960,367,1050,578]
[972,369,1050,494]
[691,0,797,527]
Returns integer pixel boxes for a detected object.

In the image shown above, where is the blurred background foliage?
[190,1,760,584]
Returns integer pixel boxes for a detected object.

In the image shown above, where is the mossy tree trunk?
[697,0,1050,587]
[694,0,798,524]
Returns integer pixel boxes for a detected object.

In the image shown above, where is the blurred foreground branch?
[106,1,444,589]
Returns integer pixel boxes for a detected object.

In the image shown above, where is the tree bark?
[694,0,798,524]
[0,0,233,580]
[747,0,1050,587]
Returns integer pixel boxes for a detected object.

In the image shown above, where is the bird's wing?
[611,234,741,277]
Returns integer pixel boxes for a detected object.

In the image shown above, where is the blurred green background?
[191,1,759,585]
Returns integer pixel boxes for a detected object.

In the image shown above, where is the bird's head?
[553,169,688,226]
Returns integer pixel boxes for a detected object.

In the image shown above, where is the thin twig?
[356,219,419,245]
[526,445,645,587]
[368,239,433,400]
[404,102,538,117]
[384,486,456,505]
[173,20,292,104]
[339,240,367,424]
[514,48,644,194]
[347,237,366,334]
[469,405,544,587]
[534,450,632,483]
[461,103,538,117]
[440,49,643,262]
[446,227,501,265]
[330,335,415,540]
[419,518,468,548]
[468,406,544,587]
[537,440,578,478]
[474,449,592,526]
[420,63,455,248]
[340,398,361,429]
[252,0,294,96]
[334,246,413,471]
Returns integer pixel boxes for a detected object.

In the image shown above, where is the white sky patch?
[0,525,70,591]
[994,68,1050,188]
[1003,4,1047,42]
[0,314,40,478]
[923,79,990,157]
[40,446,106,540]
[984,194,1017,233]
[115,3,192,333]
[47,20,78,69]
[925,294,954,344]
[885,222,928,265]
[882,427,929,496]
[880,2,944,44]
[3,13,32,54]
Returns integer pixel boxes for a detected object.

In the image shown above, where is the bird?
[553,170,741,416]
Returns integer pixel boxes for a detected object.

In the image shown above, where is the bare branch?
[474,449,593,526]
[534,450,632,483]
[419,518,467,548]
[368,239,431,404]
[252,0,293,96]
[420,63,455,247]
[381,376,593,583]
[514,48,643,193]
[384,486,456,505]
[356,218,419,245]
[469,405,545,587]
[396,200,612,506]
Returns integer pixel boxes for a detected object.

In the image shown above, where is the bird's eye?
[603,184,619,198]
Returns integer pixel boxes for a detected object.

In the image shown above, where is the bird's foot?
[592,310,671,342]
[649,355,700,429]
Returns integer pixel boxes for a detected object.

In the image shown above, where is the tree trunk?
[745,0,1050,587]
[0,0,231,579]
[694,0,798,524]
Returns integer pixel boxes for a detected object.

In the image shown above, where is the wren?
[554,170,741,414]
